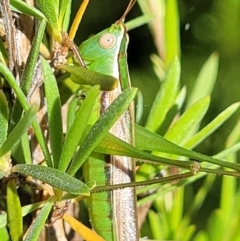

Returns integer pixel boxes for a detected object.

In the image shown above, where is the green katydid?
[58,1,138,240]
[78,1,138,240]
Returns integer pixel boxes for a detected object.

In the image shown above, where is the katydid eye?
[99,33,116,49]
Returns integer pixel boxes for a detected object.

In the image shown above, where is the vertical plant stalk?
[0,0,18,73]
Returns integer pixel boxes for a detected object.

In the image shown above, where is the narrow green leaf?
[0,227,9,240]
[67,87,138,176]
[171,187,184,234]
[216,142,240,160]
[0,90,8,146]
[58,85,100,172]
[95,130,195,170]
[0,201,46,228]
[59,0,70,29]
[0,105,37,157]
[175,86,187,110]
[158,86,187,134]
[0,62,52,166]
[42,57,63,168]
[137,0,153,15]
[184,102,240,149]
[10,19,46,132]
[226,118,240,148]
[12,164,90,196]
[10,0,46,19]
[208,210,227,241]
[35,0,60,41]
[20,20,47,94]
[0,63,31,111]
[11,134,32,165]
[148,210,163,239]
[187,53,219,108]
[61,0,72,31]
[220,120,240,220]
[150,54,165,80]
[135,124,240,172]
[178,224,196,241]
[137,0,166,63]
[19,134,32,164]
[164,96,210,145]
[165,0,180,64]
[66,89,82,132]
[194,232,208,241]
[7,179,23,241]
[125,14,154,31]
[145,57,180,132]
[58,65,119,91]
[23,198,54,241]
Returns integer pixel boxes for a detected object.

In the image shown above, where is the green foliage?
[0,91,8,146]
[42,57,63,167]
[35,0,60,40]
[67,87,138,176]
[23,198,54,241]
[7,179,23,241]
[0,0,239,241]
[58,65,119,91]
[10,0,46,19]
[58,85,100,172]
[12,164,90,195]
[136,1,240,240]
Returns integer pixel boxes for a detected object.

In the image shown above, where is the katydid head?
[78,0,135,79]
[94,0,136,52]
[78,24,126,79]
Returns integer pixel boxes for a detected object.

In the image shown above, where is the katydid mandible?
[78,1,138,240]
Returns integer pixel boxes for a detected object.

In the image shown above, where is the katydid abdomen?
[80,21,138,241]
